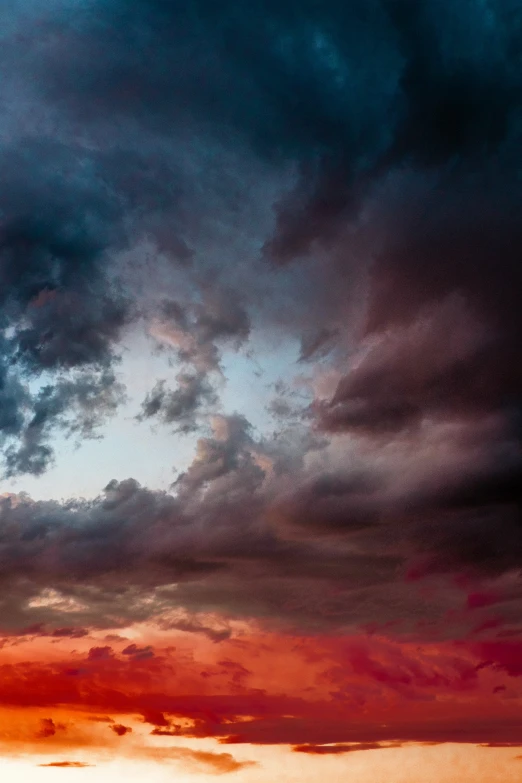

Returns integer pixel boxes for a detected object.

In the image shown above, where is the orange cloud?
[38,761,93,767]
[140,746,257,774]
[36,718,66,739]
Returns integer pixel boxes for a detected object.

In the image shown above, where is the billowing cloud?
[0,406,521,638]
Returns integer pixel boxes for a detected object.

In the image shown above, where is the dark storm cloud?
[0,357,125,478]
[0,351,28,438]
[1,0,522,641]
[3,0,521,459]
[0,138,131,475]
[0,140,129,368]
[0,101,211,473]
[272,472,382,534]
[33,0,522,258]
[3,369,125,477]
[401,467,522,578]
[4,410,521,637]
[46,0,522,444]
[311,180,522,575]
[0,415,400,633]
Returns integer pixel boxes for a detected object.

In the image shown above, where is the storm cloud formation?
[1,0,522,761]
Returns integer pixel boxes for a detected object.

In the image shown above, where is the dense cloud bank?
[1,0,522,642]
[1,412,521,636]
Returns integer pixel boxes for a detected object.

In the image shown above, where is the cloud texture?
[1,0,522,770]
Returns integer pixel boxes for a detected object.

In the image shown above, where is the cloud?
[216,718,522,747]
[158,618,232,644]
[1,0,522,504]
[88,646,115,661]
[151,728,181,737]
[0,140,129,369]
[177,748,256,775]
[138,289,250,433]
[121,643,155,660]
[2,368,126,477]
[293,742,396,754]
[38,761,93,767]
[142,745,256,774]
[2,0,522,765]
[2,624,89,640]
[51,628,89,639]
[473,641,522,678]
[153,291,251,372]
[0,631,521,748]
[0,136,133,475]
[1,404,521,637]
[478,742,522,748]
[36,718,65,739]
[110,724,132,737]
[138,373,218,434]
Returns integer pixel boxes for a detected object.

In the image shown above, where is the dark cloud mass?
[1,0,522,708]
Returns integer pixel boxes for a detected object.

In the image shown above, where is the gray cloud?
[3,411,521,639]
[1,0,522,647]
[138,373,218,434]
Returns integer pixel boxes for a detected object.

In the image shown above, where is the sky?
[1,1,522,781]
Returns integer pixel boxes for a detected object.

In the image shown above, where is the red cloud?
[110,724,132,736]
[293,742,392,754]
[35,718,66,739]
[88,715,114,723]
[1,631,521,751]
[474,642,522,677]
